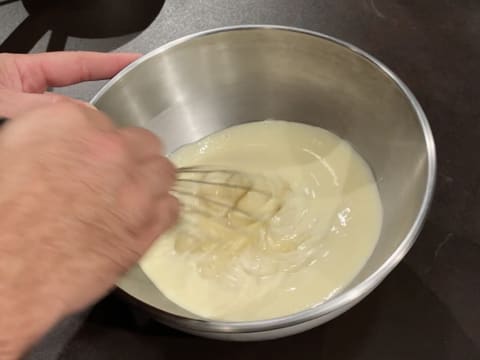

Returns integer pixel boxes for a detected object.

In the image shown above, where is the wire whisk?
[169,166,310,280]
[172,166,290,229]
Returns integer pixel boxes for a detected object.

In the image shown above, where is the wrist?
[0,286,66,359]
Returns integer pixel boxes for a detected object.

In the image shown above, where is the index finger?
[12,51,142,93]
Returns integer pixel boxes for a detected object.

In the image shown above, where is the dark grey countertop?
[1,0,479,359]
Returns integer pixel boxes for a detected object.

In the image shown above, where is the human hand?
[0,103,179,359]
[0,51,140,117]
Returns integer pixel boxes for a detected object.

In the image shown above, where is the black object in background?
[0,0,165,53]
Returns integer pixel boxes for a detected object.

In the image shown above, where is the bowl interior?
[92,27,434,326]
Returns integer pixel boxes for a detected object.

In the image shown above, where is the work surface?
[1,0,479,358]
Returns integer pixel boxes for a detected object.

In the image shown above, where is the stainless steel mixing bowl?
[91,25,436,341]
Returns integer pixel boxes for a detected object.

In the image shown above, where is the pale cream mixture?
[139,120,382,321]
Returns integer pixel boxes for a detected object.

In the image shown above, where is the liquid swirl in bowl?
[140,120,383,321]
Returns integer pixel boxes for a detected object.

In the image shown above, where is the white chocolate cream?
[140,120,382,321]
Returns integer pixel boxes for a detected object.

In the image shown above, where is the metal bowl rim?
[91,24,437,333]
